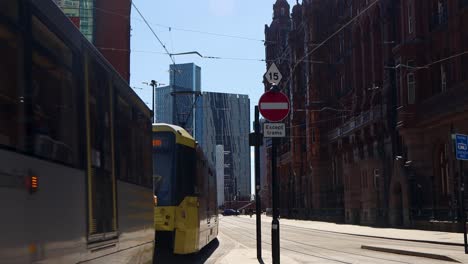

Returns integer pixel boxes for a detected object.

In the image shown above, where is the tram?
[153,124,218,254]
[0,1,154,263]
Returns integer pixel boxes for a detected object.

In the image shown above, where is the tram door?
[85,54,118,243]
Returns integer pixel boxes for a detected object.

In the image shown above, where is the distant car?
[222,209,240,216]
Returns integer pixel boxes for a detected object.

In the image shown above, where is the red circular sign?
[258,91,290,122]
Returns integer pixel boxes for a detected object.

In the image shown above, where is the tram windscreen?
[153,132,175,206]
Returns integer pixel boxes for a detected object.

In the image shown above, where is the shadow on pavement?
[154,238,220,264]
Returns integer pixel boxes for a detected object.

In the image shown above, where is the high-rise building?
[155,63,201,135]
[195,92,251,202]
[53,0,131,82]
[154,86,173,124]
[170,63,202,92]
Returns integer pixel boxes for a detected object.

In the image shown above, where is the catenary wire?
[60,6,266,43]
[132,1,174,64]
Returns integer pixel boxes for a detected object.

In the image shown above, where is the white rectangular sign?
[264,123,285,138]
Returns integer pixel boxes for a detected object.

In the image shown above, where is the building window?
[332,158,337,187]
[396,59,402,106]
[361,169,368,189]
[440,64,447,92]
[340,74,345,94]
[439,144,449,195]
[438,0,445,25]
[281,8,285,16]
[408,1,414,34]
[373,169,380,189]
[339,32,344,54]
[407,73,416,104]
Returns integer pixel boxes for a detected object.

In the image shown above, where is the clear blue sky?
[129,0,296,195]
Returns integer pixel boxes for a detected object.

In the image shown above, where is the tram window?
[31,17,79,166]
[176,145,196,203]
[0,1,18,21]
[0,23,23,150]
[140,119,152,187]
[115,94,152,188]
[115,96,131,182]
[153,133,175,206]
[88,58,115,235]
[32,17,72,68]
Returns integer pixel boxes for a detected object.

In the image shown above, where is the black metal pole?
[254,106,262,262]
[272,137,280,264]
[461,160,468,254]
[172,63,176,126]
[151,82,155,124]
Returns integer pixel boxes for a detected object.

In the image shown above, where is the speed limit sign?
[264,63,283,84]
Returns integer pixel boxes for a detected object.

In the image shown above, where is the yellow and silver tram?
[153,124,218,254]
[0,1,154,263]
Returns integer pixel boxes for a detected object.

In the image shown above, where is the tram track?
[227,216,462,250]
[219,222,352,264]
[221,217,417,264]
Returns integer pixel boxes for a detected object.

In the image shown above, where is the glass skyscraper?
[195,92,251,202]
[53,0,95,41]
[155,63,201,135]
[170,63,201,91]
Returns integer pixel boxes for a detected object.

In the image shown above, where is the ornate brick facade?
[264,0,468,231]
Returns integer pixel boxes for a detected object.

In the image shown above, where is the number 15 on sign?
[264,63,283,84]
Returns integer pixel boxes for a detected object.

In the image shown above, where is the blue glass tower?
[155,63,201,135]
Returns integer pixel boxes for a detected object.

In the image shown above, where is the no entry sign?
[258,90,290,122]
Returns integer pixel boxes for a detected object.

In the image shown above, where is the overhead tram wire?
[132,1,173,64]
[62,6,266,43]
[97,47,268,62]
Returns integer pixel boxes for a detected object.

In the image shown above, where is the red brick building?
[56,0,131,82]
[94,0,131,82]
[264,0,468,230]
[391,0,468,230]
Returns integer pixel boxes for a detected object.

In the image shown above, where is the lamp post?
[142,80,165,123]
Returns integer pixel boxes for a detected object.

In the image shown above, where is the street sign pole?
[454,134,468,254]
[271,136,280,264]
[254,106,263,262]
[461,160,468,254]
[261,66,288,264]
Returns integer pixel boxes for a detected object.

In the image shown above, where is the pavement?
[251,215,465,246]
